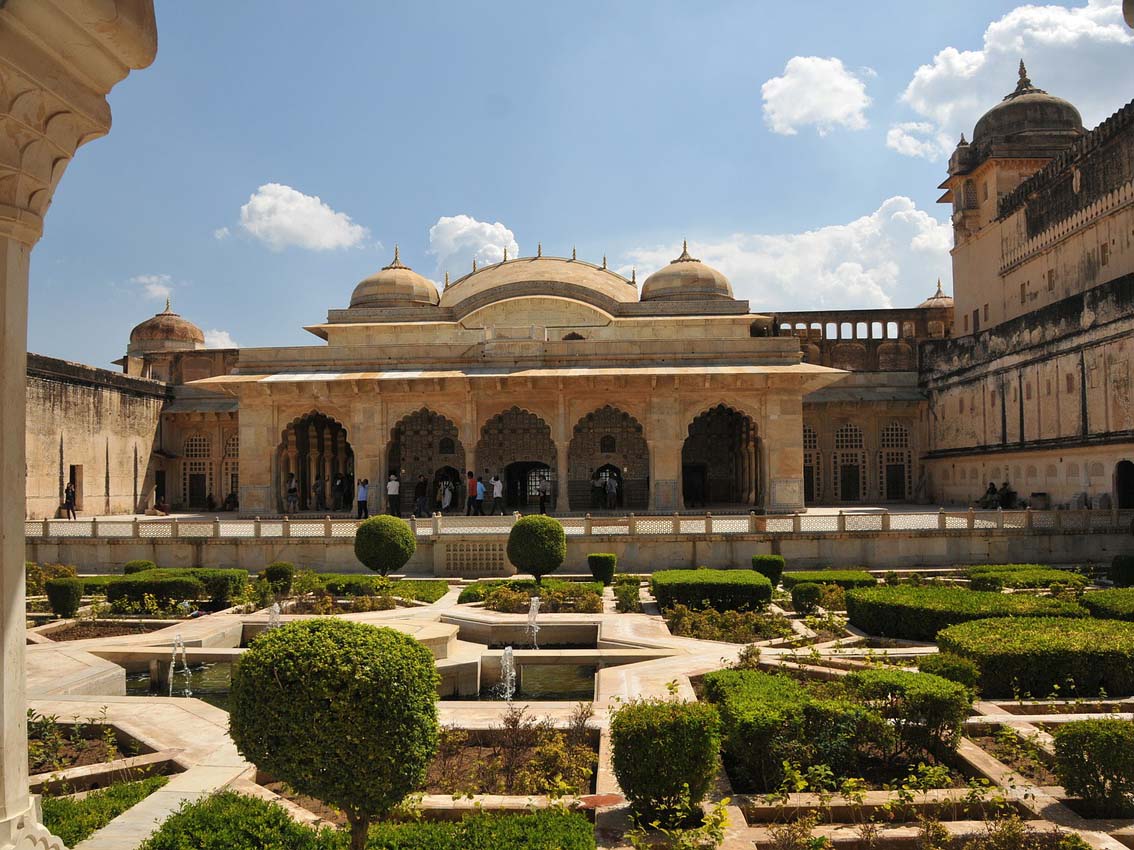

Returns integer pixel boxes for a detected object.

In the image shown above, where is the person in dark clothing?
[332,473,345,512]
[414,475,429,518]
[356,479,369,519]
[64,482,77,520]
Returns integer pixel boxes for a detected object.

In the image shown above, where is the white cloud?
[203,329,238,348]
[239,183,369,251]
[427,214,519,279]
[130,273,173,301]
[213,227,230,240]
[761,56,872,136]
[621,197,951,311]
[891,0,1134,159]
[885,122,953,159]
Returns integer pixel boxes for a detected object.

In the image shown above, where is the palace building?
[23,68,1134,517]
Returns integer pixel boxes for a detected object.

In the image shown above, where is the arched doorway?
[567,406,649,510]
[880,421,912,501]
[593,463,623,509]
[388,409,466,504]
[476,407,557,510]
[433,465,462,513]
[1117,460,1134,509]
[276,412,354,512]
[833,423,865,503]
[681,405,758,508]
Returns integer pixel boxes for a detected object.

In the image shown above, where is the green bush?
[751,554,785,586]
[229,619,439,849]
[369,810,596,849]
[917,653,981,689]
[664,604,794,643]
[586,553,617,586]
[650,569,772,612]
[458,578,601,605]
[791,582,822,614]
[321,574,390,597]
[483,582,602,614]
[610,697,721,825]
[43,776,167,847]
[1110,556,1134,588]
[845,668,970,759]
[263,562,295,594]
[1053,719,1134,816]
[615,582,642,613]
[845,585,1085,641]
[1082,589,1134,621]
[44,577,84,619]
[938,617,1134,697]
[354,515,416,577]
[506,515,566,583]
[78,575,115,594]
[105,572,205,606]
[188,568,249,604]
[26,562,76,596]
[782,570,877,589]
[967,565,1086,591]
[391,579,449,603]
[123,559,156,575]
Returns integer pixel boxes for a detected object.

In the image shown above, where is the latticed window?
[599,435,616,453]
[438,437,455,455]
[802,425,818,451]
[224,433,239,458]
[803,425,820,502]
[879,422,912,500]
[834,424,863,450]
[184,434,211,458]
[880,422,909,449]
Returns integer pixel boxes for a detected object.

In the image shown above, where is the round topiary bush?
[751,554,785,587]
[917,652,981,689]
[123,559,156,575]
[610,697,721,826]
[506,515,566,584]
[1054,718,1134,816]
[353,515,416,577]
[587,553,617,586]
[229,619,439,850]
[45,577,84,618]
[791,582,822,614]
[263,562,295,595]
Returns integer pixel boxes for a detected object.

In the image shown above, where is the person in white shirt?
[490,474,505,515]
[356,479,369,519]
[386,474,401,516]
[538,476,551,514]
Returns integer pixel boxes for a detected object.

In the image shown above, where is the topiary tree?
[507,515,566,584]
[791,581,822,614]
[263,561,295,595]
[751,554,785,587]
[354,516,416,577]
[45,577,84,618]
[587,553,617,586]
[229,619,439,850]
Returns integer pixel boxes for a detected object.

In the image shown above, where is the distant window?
[1020,282,1026,304]
[982,181,989,202]
[1025,383,1032,401]
[963,180,977,210]
[983,304,989,321]
[958,397,964,414]
[1101,243,1110,266]
[439,437,455,455]
[1047,269,1056,291]
[990,390,997,406]
[1066,374,1075,394]
[963,314,969,332]
[183,434,211,458]
[1046,379,1051,396]
[599,435,616,453]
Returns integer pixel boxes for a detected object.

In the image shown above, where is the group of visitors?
[284,471,354,514]
[590,472,620,509]
[976,480,1019,509]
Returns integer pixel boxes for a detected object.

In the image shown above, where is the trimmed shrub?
[1082,589,1134,621]
[321,574,390,597]
[263,562,294,594]
[369,810,596,849]
[845,585,1085,641]
[105,573,205,606]
[651,569,772,612]
[1053,719,1134,816]
[354,515,416,577]
[968,565,1086,591]
[391,579,449,603]
[44,776,167,847]
[458,578,601,605]
[917,653,981,689]
[506,515,566,583]
[791,582,822,614]
[615,582,642,613]
[78,575,115,594]
[938,617,1134,697]
[751,554,785,587]
[1111,555,1134,588]
[229,619,439,850]
[782,570,877,589]
[845,668,970,759]
[44,577,84,619]
[610,697,721,825]
[188,568,248,604]
[26,562,76,596]
[123,559,156,575]
[587,553,617,586]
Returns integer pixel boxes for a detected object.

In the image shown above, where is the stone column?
[555,442,570,513]
[0,4,156,847]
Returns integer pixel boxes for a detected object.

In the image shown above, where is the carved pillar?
[0,4,156,847]
[555,442,570,513]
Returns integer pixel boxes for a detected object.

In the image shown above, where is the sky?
[29,0,1134,367]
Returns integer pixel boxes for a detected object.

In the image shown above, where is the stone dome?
[972,62,1083,146]
[640,241,734,302]
[128,299,205,354]
[918,280,954,309]
[349,247,440,309]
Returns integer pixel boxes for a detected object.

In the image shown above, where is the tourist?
[313,474,325,511]
[538,475,551,514]
[63,481,76,520]
[997,481,1017,510]
[356,478,369,519]
[386,473,401,516]
[475,476,487,515]
[977,481,999,509]
[441,477,454,513]
[605,474,618,509]
[285,473,299,514]
[332,473,345,512]
[590,471,603,509]
[465,471,477,515]
[490,474,504,515]
[414,474,428,518]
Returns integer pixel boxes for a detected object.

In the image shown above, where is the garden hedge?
[44,577,84,618]
[650,569,772,612]
[967,565,1086,591]
[845,585,1085,641]
[1111,555,1134,588]
[917,652,981,689]
[586,553,617,586]
[751,554,785,586]
[105,573,205,606]
[506,515,566,583]
[844,667,970,758]
[123,559,156,575]
[938,617,1134,697]
[1053,719,1134,816]
[1082,589,1134,621]
[354,515,416,576]
[458,578,602,605]
[782,570,877,589]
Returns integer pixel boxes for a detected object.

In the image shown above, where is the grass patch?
[43,775,168,846]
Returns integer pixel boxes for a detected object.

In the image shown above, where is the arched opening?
[433,465,462,513]
[681,405,758,509]
[593,463,623,509]
[803,424,819,504]
[879,421,912,501]
[388,409,466,508]
[568,405,649,511]
[833,423,865,503]
[1117,461,1134,509]
[476,406,558,510]
[277,412,354,513]
[182,432,213,510]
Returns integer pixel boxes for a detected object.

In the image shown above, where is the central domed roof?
[128,298,204,354]
[350,247,440,309]
[917,279,954,309]
[640,241,733,302]
[437,253,638,310]
[972,61,1083,146]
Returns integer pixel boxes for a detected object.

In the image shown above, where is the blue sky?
[29,0,1134,366]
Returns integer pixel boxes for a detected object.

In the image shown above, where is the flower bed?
[782,570,878,589]
[458,579,602,605]
[664,604,794,643]
[650,569,772,612]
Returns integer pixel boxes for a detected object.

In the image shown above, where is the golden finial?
[393,243,400,263]
[674,239,697,263]
[444,271,450,290]
[537,242,542,257]
[631,268,637,285]
[571,246,576,261]
[502,247,508,262]
[164,296,172,313]
[472,258,477,272]
[935,278,944,297]
[602,255,607,269]
[683,239,688,253]
[1018,59,1027,81]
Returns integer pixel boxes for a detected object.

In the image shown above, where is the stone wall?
[25,355,168,519]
